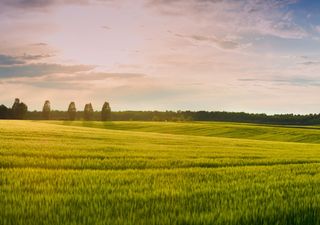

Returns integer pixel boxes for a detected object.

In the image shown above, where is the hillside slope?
[1,120,320,225]
[47,120,320,144]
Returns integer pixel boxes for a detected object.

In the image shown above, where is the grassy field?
[1,120,320,225]
[47,120,320,144]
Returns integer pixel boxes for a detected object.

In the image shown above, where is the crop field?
[1,120,320,225]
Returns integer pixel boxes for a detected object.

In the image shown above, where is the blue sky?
[1,0,320,113]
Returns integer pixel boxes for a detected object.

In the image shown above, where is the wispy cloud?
[101,25,111,30]
[0,0,89,9]
[3,71,150,92]
[0,53,54,65]
[30,43,49,46]
[0,54,25,65]
[299,61,320,66]
[239,76,320,87]
[41,72,146,83]
[313,25,320,34]
[174,33,245,50]
[19,54,54,61]
[147,0,306,39]
[0,63,94,78]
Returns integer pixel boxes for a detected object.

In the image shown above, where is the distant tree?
[101,101,111,121]
[67,102,77,120]
[11,98,20,118]
[11,98,28,119]
[42,100,51,120]
[84,103,94,120]
[0,105,9,119]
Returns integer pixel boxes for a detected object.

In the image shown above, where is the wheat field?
[1,120,320,225]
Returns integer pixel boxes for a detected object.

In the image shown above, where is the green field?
[1,120,320,225]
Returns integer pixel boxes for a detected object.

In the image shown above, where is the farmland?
[1,120,320,225]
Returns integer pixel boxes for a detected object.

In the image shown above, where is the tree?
[11,98,28,119]
[101,101,111,121]
[68,102,77,120]
[42,100,51,120]
[0,105,9,119]
[11,98,20,118]
[84,103,94,120]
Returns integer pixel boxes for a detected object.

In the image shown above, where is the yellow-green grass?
[1,120,320,225]
[47,120,320,144]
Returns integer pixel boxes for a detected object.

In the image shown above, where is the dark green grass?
[1,120,320,225]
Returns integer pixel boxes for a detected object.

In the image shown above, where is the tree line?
[24,110,320,125]
[0,98,111,121]
[0,98,28,119]
[1,98,320,125]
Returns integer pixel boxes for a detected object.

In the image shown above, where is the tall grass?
[47,120,320,144]
[1,120,320,225]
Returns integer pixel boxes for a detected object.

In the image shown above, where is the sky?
[1,0,320,113]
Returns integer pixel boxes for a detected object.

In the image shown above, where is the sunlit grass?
[1,120,320,225]
[47,120,320,144]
